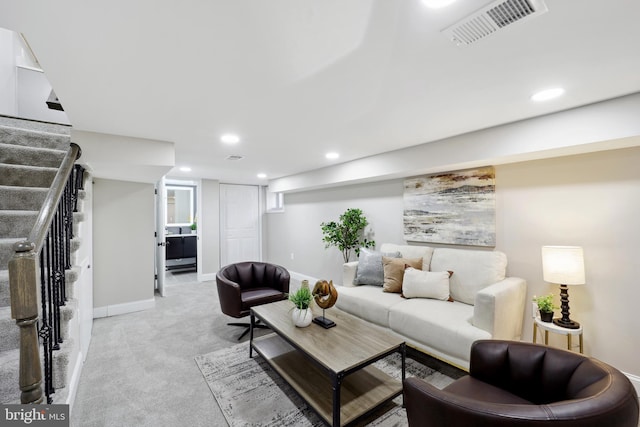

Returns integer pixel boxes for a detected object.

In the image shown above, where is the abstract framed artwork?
[403,166,496,247]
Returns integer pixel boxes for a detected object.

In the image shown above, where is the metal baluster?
[9,144,82,404]
[44,234,54,402]
[57,199,67,306]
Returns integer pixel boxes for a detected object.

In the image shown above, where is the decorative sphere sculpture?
[312,280,338,309]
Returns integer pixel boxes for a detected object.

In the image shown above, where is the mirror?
[166,185,194,226]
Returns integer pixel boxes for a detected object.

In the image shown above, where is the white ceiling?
[2,0,640,185]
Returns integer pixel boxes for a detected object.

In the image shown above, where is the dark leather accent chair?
[216,262,290,340]
[404,340,639,427]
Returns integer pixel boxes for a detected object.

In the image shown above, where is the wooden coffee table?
[250,300,406,427]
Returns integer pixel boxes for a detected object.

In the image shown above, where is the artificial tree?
[320,208,375,262]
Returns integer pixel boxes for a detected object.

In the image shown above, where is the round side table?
[533,317,583,353]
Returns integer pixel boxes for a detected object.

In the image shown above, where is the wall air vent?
[441,0,548,46]
[226,155,244,161]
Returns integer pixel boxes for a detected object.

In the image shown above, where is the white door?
[155,177,167,296]
[220,184,261,266]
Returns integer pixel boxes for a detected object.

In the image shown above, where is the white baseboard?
[289,271,319,292]
[93,298,155,318]
[66,350,84,411]
[625,371,640,396]
[198,272,216,282]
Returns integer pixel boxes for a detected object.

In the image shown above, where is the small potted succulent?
[533,294,557,323]
[289,286,313,327]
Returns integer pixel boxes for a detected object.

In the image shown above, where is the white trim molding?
[66,351,84,410]
[198,272,216,282]
[625,371,640,396]
[289,271,320,292]
[93,298,155,318]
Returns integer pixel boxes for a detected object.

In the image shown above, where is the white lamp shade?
[541,246,585,285]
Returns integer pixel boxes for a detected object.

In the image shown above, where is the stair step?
[0,185,48,210]
[0,306,19,352]
[0,238,21,271]
[0,164,58,188]
[0,122,70,152]
[0,348,20,404]
[0,270,8,308]
[65,268,80,300]
[0,143,66,168]
[52,338,74,390]
[0,115,70,134]
[0,210,37,238]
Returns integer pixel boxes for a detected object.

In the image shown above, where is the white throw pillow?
[402,268,451,301]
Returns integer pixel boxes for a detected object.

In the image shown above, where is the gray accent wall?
[93,178,155,309]
[199,179,220,279]
[266,146,640,377]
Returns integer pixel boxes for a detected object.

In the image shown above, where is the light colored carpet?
[196,342,455,426]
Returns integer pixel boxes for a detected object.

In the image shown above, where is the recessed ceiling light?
[220,133,240,144]
[179,166,192,172]
[325,152,339,160]
[421,0,456,9]
[531,87,565,102]
[257,173,267,179]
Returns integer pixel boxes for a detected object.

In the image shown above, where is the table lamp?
[541,246,585,329]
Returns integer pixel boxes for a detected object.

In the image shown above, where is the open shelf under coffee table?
[250,300,406,427]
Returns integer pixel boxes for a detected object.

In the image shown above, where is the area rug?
[195,342,456,426]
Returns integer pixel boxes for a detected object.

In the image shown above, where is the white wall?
[270,93,640,193]
[71,130,174,184]
[75,173,93,359]
[0,27,70,123]
[0,28,16,115]
[93,178,155,314]
[15,66,71,124]
[266,146,640,377]
[198,179,220,281]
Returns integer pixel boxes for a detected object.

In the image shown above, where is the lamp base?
[313,316,336,329]
[553,318,580,329]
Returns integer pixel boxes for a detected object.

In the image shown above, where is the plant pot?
[292,308,313,327]
[540,310,554,323]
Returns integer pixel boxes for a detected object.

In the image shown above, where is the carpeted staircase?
[0,116,84,404]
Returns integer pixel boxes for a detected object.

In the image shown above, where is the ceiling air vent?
[441,0,548,46]
[226,155,243,161]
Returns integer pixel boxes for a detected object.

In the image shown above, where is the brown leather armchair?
[216,261,290,340]
[404,340,639,427]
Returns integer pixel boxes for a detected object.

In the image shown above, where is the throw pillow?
[430,249,507,305]
[353,248,402,286]
[402,269,452,300]
[382,256,422,293]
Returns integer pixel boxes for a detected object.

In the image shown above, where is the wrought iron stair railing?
[8,143,84,404]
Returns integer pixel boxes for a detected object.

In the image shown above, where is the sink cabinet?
[166,235,197,270]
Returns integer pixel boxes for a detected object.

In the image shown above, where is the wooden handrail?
[8,142,82,404]
[21,143,81,255]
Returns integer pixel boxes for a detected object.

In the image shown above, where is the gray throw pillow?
[353,248,402,286]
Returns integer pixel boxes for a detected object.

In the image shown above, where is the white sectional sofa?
[336,243,526,370]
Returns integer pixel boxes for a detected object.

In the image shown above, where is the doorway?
[219,184,261,266]
[155,178,200,295]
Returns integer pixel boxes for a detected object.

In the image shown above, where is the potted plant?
[190,222,197,234]
[533,294,557,322]
[320,208,375,262]
[289,286,313,327]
